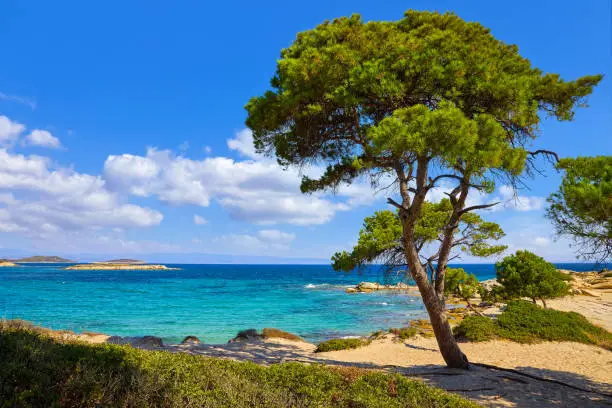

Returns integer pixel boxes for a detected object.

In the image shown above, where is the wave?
[304,283,352,289]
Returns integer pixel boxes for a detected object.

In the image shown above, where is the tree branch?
[458,202,499,216]
[387,197,406,211]
[528,149,559,164]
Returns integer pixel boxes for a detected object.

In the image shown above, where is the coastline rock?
[347,281,416,293]
[0,261,17,267]
[480,279,500,291]
[229,329,263,343]
[181,335,201,345]
[580,289,601,297]
[106,335,164,348]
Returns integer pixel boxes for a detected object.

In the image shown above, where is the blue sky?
[0,0,610,262]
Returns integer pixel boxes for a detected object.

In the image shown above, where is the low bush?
[315,337,370,353]
[388,327,418,340]
[453,316,496,342]
[0,323,478,408]
[495,301,612,349]
[454,301,612,350]
[262,327,304,342]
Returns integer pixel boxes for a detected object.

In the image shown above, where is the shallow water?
[0,263,598,343]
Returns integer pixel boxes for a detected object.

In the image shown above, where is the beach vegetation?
[495,250,570,308]
[388,327,418,340]
[546,156,612,263]
[0,322,484,408]
[444,268,481,308]
[246,9,601,368]
[315,337,370,352]
[455,301,612,350]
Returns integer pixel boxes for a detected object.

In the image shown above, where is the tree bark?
[403,234,469,369]
[397,159,469,369]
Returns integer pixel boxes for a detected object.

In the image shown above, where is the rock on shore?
[0,260,17,267]
[346,281,415,293]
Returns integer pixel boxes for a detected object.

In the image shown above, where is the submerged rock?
[181,335,201,345]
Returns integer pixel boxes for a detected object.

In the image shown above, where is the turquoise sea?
[0,263,599,344]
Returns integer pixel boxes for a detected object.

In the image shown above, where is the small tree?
[444,268,481,312]
[496,250,569,308]
[332,199,506,288]
[246,11,601,368]
[546,156,611,263]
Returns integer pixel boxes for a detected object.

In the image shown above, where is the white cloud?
[0,91,37,110]
[213,229,296,254]
[534,236,550,247]
[103,136,373,226]
[497,185,544,212]
[0,148,162,239]
[256,229,296,244]
[194,215,208,225]
[0,115,25,144]
[24,129,61,149]
[203,145,212,154]
[227,128,260,159]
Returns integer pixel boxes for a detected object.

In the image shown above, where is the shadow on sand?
[166,340,612,408]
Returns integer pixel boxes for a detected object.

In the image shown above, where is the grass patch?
[454,301,612,350]
[0,322,478,407]
[388,327,418,340]
[262,327,304,342]
[315,337,371,353]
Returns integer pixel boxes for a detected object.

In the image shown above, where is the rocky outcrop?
[567,270,612,296]
[346,281,413,293]
[181,335,201,345]
[0,260,17,267]
[107,335,164,348]
[229,329,264,343]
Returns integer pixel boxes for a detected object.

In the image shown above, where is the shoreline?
[6,284,611,407]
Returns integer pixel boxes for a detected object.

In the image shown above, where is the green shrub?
[495,301,612,348]
[315,337,370,353]
[453,301,612,350]
[496,250,569,307]
[388,327,418,340]
[444,268,480,304]
[453,316,496,342]
[0,323,479,408]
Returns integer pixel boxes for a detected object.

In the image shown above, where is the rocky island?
[15,255,75,263]
[65,262,178,271]
[0,259,17,267]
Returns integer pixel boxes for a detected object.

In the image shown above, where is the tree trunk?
[396,158,468,369]
[403,232,469,369]
[541,298,547,309]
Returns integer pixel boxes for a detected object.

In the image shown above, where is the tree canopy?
[332,198,506,280]
[246,9,601,369]
[546,156,611,263]
[495,250,569,308]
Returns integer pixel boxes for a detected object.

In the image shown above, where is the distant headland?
[15,255,75,263]
[65,262,178,271]
[0,259,17,267]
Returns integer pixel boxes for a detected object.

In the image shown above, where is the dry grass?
[262,327,305,342]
